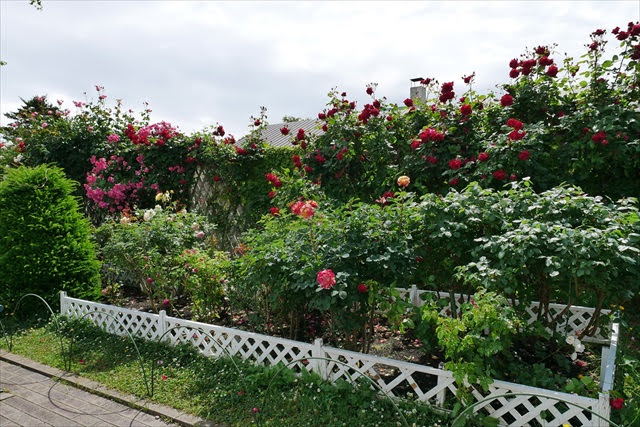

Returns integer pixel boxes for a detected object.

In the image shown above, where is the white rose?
[565,335,576,345]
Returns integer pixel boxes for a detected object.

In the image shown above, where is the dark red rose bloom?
[213,175,222,182]
[301,141,307,149]
[592,131,607,144]
[493,169,507,180]
[539,56,554,67]
[546,66,559,77]
[366,87,374,95]
[521,67,532,76]
[460,104,472,116]
[612,26,620,34]
[297,128,305,141]
[500,94,514,107]
[280,126,289,135]
[448,158,462,170]
[462,73,474,84]
[216,125,225,136]
[404,98,414,107]
[235,146,248,155]
[426,155,438,164]
[510,174,517,181]
[478,152,489,162]
[373,99,381,109]
[357,283,368,293]
[523,59,537,68]
[254,119,261,126]
[411,139,421,150]
[449,177,460,186]
[318,112,326,120]
[610,397,624,410]
[518,150,531,161]
[506,118,524,130]
[304,165,313,173]
[341,92,347,97]
[589,41,599,51]
[269,207,279,216]
[314,154,326,164]
[593,29,605,36]
[509,58,519,68]
[535,45,548,55]
[617,31,629,41]
[322,124,328,132]
[508,130,526,140]
[441,82,454,92]
[509,68,520,78]
[631,24,640,36]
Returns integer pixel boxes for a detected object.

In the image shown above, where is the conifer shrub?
[0,165,101,311]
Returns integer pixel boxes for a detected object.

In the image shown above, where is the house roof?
[238,118,324,148]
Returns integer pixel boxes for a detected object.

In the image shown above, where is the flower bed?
[60,292,619,426]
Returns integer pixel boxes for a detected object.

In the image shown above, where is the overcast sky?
[1,1,639,139]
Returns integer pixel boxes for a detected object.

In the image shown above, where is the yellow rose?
[397,175,410,188]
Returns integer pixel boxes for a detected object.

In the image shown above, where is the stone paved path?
[0,360,176,427]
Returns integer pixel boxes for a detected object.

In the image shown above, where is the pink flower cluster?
[291,200,318,219]
[317,269,336,290]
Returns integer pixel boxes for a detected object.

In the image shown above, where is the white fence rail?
[397,286,612,343]
[60,293,617,426]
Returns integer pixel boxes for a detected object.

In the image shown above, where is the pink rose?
[317,269,336,290]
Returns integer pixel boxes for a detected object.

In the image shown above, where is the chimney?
[410,77,426,102]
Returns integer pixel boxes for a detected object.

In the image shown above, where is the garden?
[1,22,639,426]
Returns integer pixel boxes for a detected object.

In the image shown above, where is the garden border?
[60,292,619,426]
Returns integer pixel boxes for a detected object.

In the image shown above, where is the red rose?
[366,87,374,95]
[254,119,261,126]
[460,104,472,116]
[317,269,336,290]
[546,66,559,77]
[235,146,248,155]
[322,124,328,132]
[449,177,460,186]
[509,68,520,78]
[493,170,507,180]
[280,127,290,135]
[508,130,526,141]
[213,175,222,182]
[441,82,454,92]
[297,128,305,141]
[510,174,517,181]
[518,150,530,161]
[500,94,514,107]
[592,131,607,144]
[617,31,629,41]
[270,207,279,216]
[448,158,462,170]
[426,155,438,164]
[317,112,326,120]
[357,283,368,293]
[411,139,421,150]
[509,58,519,68]
[478,152,489,162]
[304,165,313,174]
[539,56,554,67]
[268,190,276,199]
[403,98,414,107]
[314,154,326,164]
[610,397,624,410]
[506,118,524,130]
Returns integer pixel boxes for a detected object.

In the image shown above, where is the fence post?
[596,392,611,427]
[59,291,67,315]
[157,310,167,342]
[436,363,448,407]
[312,338,328,381]
[410,285,420,307]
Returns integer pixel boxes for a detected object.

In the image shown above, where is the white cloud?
[1,1,638,137]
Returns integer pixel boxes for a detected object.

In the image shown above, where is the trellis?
[60,293,618,426]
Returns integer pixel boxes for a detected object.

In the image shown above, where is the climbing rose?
[518,150,531,161]
[546,66,559,77]
[592,131,607,144]
[478,152,489,162]
[357,283,368,293]
[448,159,462,170]
[449,178,460,186]
[411,139,421,150]
[366,87,374,95]
[506,118,524,130]
[500,94,514,107]
[509,69,520,78]
[397,176,410,188]
[460,104,472,116]
[403,98,414,107]
[297,128,305,141]
[269,207,279,216]
[509,130,526,141]
[280,127,289,135]
[493,170,507,180]
[317,269,336,290]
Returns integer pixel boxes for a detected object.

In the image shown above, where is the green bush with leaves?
[0,165,101,310]
[95,201,221,314]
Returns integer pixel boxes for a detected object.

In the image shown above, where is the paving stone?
[2,394,82,426]
[0,399,52,426]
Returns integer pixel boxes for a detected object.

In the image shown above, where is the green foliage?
[95,202,219,314]
[0,165,101,310]
[421,290,522,394]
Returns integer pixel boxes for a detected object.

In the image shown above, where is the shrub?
[0,165,101,310]
[95,200,220,314]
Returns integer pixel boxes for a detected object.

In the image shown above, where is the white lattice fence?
[396,287,612,343]
[60,293,615,426]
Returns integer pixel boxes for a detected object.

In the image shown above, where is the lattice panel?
[469,380,599,426]
[402,289,611,342]
[323,347,454,404]
[189,166,216,214]
[163,318,316,373]
[63,298,162,340]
